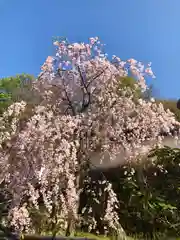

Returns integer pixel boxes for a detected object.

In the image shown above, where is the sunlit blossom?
[0,37,179,234]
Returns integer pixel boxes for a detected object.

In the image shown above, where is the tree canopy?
[0,37,180,238]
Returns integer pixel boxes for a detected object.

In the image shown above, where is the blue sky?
[0,0,180,99]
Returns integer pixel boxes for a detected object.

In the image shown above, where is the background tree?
[0,74,37,115]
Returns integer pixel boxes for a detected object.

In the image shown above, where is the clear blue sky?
[0,0,180,99]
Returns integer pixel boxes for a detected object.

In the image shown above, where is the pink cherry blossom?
[0,37,179,235]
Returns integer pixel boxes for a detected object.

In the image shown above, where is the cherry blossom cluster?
[40,37,155,91]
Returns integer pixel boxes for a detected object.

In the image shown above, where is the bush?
[81,147,180,238]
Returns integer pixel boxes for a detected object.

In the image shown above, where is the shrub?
[85,147,180,238]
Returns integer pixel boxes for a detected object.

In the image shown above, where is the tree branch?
[57,70,76,116]
[77,66,91,112]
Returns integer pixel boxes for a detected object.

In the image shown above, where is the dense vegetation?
[0,37,180,240]
[0,74,36,114]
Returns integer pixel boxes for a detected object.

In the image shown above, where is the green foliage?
[119,76,137,90]
[0,74,35,114]
[77,146,180,239]
[117,76,155,103]
[117,76,142,101]
[97,147,180,239]
[0,74,35,93]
